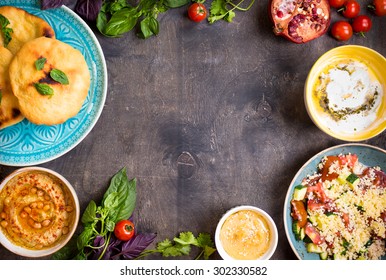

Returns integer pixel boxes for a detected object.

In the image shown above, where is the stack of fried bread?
[0,6,90,129]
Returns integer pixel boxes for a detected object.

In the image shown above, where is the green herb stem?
[226,0,255,11]
[98,232,112,260]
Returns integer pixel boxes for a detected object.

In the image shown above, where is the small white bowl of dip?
[215,205,278,260]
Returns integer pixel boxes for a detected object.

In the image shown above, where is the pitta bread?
[0,46,24,130]
[0,6,55,55]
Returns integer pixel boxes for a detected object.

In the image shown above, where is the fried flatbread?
[0,46,23,130]
[9,37,90,126]
[0,6,55,54]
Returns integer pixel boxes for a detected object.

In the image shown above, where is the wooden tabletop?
[1,0,385,260]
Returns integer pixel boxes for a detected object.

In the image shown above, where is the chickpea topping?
[35,244,43,250]
[37,202,44,209]
[65,206,74,212]
[4,197,11,205]
[43,204,51,211]
[0,212,6,219]
[33,222,42,229]
[37,190,44,197]
[42,220,51,227]
[30,202,37,209]
[62,211,69,220]
[30,187,37,194]
[44,195,51,201]
[20,211,28,219]
[1,220,8,228]
[24,206,32,214]
[62,226,69,235]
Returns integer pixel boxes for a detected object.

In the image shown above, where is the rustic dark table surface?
[0,0,385,260]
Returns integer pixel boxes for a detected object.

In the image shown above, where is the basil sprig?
[0,14,13,47]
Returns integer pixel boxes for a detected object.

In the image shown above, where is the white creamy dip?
[315,60,383,134]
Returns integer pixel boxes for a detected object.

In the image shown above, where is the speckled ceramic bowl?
[0,167,79,258]
[304,45,386,141]
[215,205,278,260]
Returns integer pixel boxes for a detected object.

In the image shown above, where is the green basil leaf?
[163,0,190,8]
[96,4,108,34]
[105,219,116,232]
[0,14,13,47]
[76,226,94,251]
[104,7,139,37]
[103,192,119,210]
[51,236,78,260]
[139,16,159,39]
[34,83,54,96]
[81,200,97,224]
[35,57,47,71]
[102,167,136,223]
[50,69,69,85]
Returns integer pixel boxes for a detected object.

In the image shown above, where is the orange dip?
[220,210,270,260]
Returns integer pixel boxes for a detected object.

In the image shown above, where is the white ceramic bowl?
[0,167,79,257]
[215,205,278,260]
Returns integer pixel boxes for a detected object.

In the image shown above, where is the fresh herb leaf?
[34,83,54,96]
[0,14,13,47]
[139,16,159,39]
[75,0,103,21]
[101,7,140,37]
[81,200,97,224]
[174,231,198,246]
[208,0,254,24]
[138,231,216,260]
[102,167,137,224]
[35,57,47,71]
[111,233,157,260]
[50,69,69,85]
[163,0,190,8]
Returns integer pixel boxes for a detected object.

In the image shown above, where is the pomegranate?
[269,0,331,43]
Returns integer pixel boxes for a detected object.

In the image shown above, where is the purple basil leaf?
[41,0,69,10]
[88,235,106,260]
[102,234,123,260]
[111,233,157,260]
[75,0,103,21]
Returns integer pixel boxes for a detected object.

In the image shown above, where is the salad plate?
[284,143,386,260]
[0,0,107,166]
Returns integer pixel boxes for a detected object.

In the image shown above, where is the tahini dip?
[0,170,76,250]
[219,210,270,260]
[313,59,383,134]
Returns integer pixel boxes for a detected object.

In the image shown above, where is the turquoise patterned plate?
[0,1,107,166]
[284,144,386,260]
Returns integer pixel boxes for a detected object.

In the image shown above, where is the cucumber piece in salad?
[293,185,307,201]
[292,221,305,241]
[306,243,324,254]
[346,173,360,188]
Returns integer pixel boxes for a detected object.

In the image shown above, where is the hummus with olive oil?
[220,210,271,260]
[0,170,76,250]
[313,59,383,134]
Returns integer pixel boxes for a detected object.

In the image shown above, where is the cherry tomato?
[330,21,353,41]
[329,0,345,8]
[352,15,372,34]
[340,0,360,18]
[114,220,135,241]
[368,0,386,16]
[188,3,207,22]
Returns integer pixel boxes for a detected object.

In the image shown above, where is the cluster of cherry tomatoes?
[329,0,386,41]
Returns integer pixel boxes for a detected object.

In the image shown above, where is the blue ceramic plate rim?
[283,143,386,260]
[0,1,107,166]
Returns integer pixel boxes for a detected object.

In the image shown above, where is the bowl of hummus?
[0,167,79,257]
[305,45,386,141]
[215,205,278,260]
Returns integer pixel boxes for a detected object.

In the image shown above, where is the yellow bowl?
[304,45,386,141]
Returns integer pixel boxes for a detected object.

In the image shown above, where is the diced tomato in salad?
[320,154,358,182]
[305,223,324,245]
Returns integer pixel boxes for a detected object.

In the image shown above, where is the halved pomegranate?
[269,0,331,43]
